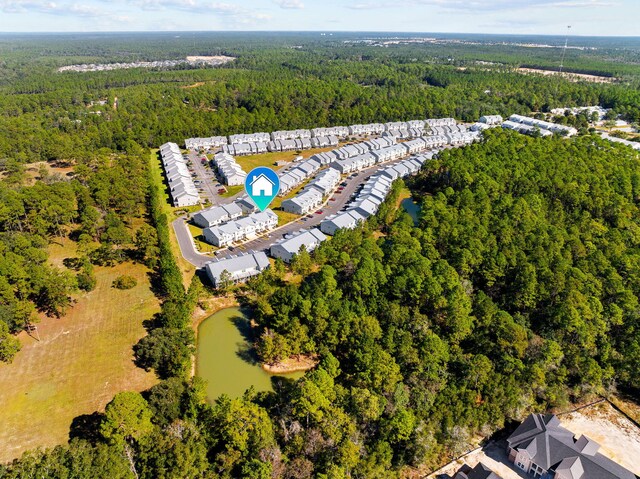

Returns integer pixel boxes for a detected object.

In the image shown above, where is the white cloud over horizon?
[0,0,636,35]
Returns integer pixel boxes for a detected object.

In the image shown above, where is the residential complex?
[185,136,228,150]
[159,142,199,207]
[507,114,578,136]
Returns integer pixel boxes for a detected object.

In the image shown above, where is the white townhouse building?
[348,123,386,136]
[203,209,277,247]
[271,129,312,141]
[320,210,367,235]
[270,228,327,263]
[311,126,350,139]
[212,152,247,186]
[479,115,503,125]
[185,136,228,150]
[205,252,270,287]
[281,189,323,215]
[229,132,270,144]
[192,203,243,229]
[160,142,199,207]
[304,167,341,196]
[425,117,457,128]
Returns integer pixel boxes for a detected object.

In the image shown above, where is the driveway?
[427,442,529,479]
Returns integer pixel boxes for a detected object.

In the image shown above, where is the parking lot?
[186,150,238,205]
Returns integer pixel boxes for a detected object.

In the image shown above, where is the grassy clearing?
[187,223,217,254]
[0,238,159,463]
[234,146,338,173]
[220,185,244,198]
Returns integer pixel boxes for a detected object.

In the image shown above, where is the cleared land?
[517,67,616,83]
[0,239,159,463]
[560,401,640,475]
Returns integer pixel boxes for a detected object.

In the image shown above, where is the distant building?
[507,413,636,479]
[270,228,327,263]
[479,115,503,125]
[205,252,270,287]
[184,136,228,150]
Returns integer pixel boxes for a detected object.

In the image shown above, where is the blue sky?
[0,0,638,35]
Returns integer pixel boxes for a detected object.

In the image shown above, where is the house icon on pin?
[250,173,275,197]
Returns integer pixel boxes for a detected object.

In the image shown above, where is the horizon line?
[0,30,639,38]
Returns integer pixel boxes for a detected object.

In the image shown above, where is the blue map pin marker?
[245,167,280,212]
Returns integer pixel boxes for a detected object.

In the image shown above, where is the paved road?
[172,155,417,268]
[186,150,230,205]
[172,217,213,268]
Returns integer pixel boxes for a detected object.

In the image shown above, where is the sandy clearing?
[560,401,640,476]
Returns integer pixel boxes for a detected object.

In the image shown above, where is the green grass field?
[234,146,339,173]
[0,239,160,463]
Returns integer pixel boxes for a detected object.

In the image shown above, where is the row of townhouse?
[509,114,578,136]
[271,129,312,141]
[311,126,350,139]
[270,228,327,263]
[184,136,228,150]
[203,209,278,247]
[205,252,270,287]
[229,132,270,144]
[280,168,341,215]
[330,143,407,174]
[320,154,432,235]
[191,198,257,229]
[160,142,200,207]
[430,124,469,136]
[599,132,640,151]
[278,158,322,195]
[212,152,247,186]
[425,117,457,127]
[383,127,425,140]
[185,118,460,152]
[479,114,504,125]
[502,120,553,137]
[222,142,268,156]
[550,105,608,120]
[281,189,323,215]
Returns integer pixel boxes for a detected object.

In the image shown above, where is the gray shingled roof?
[507,414,636,479]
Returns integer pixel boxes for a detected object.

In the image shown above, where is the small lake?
[401,197,421,225]
[196,307,304,401]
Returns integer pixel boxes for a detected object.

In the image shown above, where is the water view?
[196,307,304,401]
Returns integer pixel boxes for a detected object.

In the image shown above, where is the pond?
[196,307,304,401]
[401,197,421,225]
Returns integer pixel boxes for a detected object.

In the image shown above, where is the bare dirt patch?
[560,401,640,475]
[517,67,616,83]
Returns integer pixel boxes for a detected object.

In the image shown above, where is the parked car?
[316,210,323,215]
[218,188,226,194]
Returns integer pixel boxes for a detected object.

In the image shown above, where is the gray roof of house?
[507,414,636,479]
[271,228,327,254]
[462,463,503,479]
[206,252,270,283]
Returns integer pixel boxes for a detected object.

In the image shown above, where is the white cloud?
[1,0,116,17]
[273,0,304,9]
[346,0,615,11]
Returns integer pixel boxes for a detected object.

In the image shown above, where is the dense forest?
[1,33,640,477]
